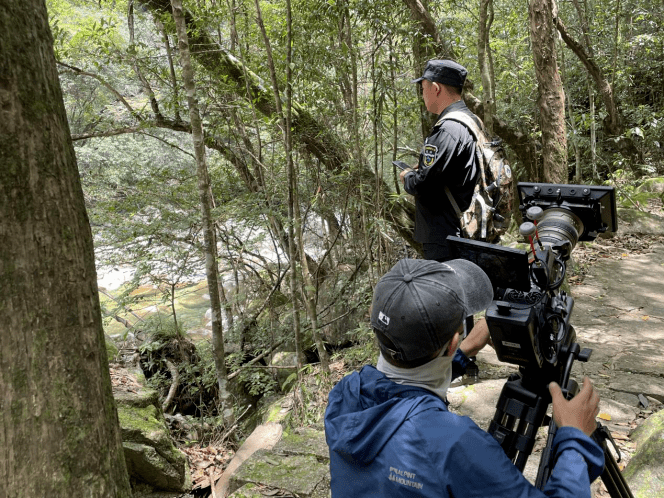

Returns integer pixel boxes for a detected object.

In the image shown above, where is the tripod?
[487,342,634,497]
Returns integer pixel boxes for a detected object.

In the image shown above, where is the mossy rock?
[637,177,664,193]
[105,336,119,363]
[275,427,329,461]
[229,449,329,497]
[116,387,191,492]
[623,410,664,497]
[228,482,263,497]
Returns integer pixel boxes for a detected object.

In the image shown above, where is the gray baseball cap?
[370,259,493,367]
[412,59,468,87]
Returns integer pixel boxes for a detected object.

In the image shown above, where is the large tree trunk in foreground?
[529,0,567,183]
[0,1,132,496]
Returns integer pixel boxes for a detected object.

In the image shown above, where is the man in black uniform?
[400,59,481,262]
[401,60,491,372]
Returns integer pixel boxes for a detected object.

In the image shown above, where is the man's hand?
[549,376,600,437]
[399,167,413,184]
[459,318,493,357]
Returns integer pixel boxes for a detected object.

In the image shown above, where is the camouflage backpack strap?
[444,185,463,219]
[441,111,507,206]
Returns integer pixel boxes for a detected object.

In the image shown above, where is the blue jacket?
[325,365,604,497]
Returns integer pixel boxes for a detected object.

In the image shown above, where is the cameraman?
[325,259,604,497]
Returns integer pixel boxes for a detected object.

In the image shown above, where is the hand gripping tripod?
[487,342,634,497]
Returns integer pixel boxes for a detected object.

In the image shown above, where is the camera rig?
[449,182,633,497]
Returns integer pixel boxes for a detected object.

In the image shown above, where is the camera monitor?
[447,236,531,292]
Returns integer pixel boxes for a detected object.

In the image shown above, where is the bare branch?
[57,61,144,121]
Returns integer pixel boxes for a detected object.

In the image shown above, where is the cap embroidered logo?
[378,311,390,327]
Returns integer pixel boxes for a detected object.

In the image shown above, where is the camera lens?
[536,208,584,250]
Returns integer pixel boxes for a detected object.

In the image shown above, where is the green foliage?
[50,0,664,432]
[333,321,378,369]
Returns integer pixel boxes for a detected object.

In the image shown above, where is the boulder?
[115,384,191,492]
[616,209,664,236]
[228,428,330,497]
[623,410,664,497]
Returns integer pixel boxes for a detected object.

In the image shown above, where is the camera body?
[449,182,617,377]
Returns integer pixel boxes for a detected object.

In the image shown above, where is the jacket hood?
[324,365,447,465]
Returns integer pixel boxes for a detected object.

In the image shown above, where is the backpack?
[440,111,514,243]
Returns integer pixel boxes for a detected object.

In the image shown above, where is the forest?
[2,0,664,495]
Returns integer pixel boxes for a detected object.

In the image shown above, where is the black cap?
[412,60,468,87]
[370,259,492,367]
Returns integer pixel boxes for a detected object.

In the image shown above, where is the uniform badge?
[423,144,438,167]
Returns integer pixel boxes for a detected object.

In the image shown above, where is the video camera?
[449,183,633,496]
[449,182,617,386]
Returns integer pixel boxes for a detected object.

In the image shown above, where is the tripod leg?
[601,444,634,498]
[534,418,557,489]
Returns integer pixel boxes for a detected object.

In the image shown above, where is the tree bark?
[529,0,567,183]
[170,0,233,419]
[554,14,622,136]
[0,1,131,496]
[478,0,496,136]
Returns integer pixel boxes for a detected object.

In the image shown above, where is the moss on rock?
[230,450,329,497]
[623,410,664,497]
[115,387,190,491]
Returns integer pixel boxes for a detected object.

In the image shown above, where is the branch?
[227,341,285,381]
[57,61,144,121]
[402,0,455,58]
[162,359,179,413]
[554,16,598,80]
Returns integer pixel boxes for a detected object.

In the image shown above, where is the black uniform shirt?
[403,100,480,258]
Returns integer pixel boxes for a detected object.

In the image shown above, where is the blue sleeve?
[442,423,604,498]
[452,348,470,380]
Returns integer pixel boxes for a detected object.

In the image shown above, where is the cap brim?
[439,259,494,315]
[411,77,424,84]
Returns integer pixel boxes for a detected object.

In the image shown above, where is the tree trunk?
[0,1,131,496]
[253,0,306,369]
[478,0,496,136]
[170,0,233,419]
[529,0,567,183]
[554,14,622,136]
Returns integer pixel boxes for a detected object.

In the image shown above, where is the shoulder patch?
[423,144,438,167]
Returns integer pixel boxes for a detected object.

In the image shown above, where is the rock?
[609,374,664,404]
[616,208,664,236]
[637,177,664,194]
[115,387,191,492]
[228,429,330,498]
[612,391,641,408]
[269,352,298,389]
[623,410,664,496]
[447,378,505,430]
[105,335,119,363]
[214,422,284,497]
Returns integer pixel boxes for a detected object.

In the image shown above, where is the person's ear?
[432,82,441,94]
[447,331,461,356]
